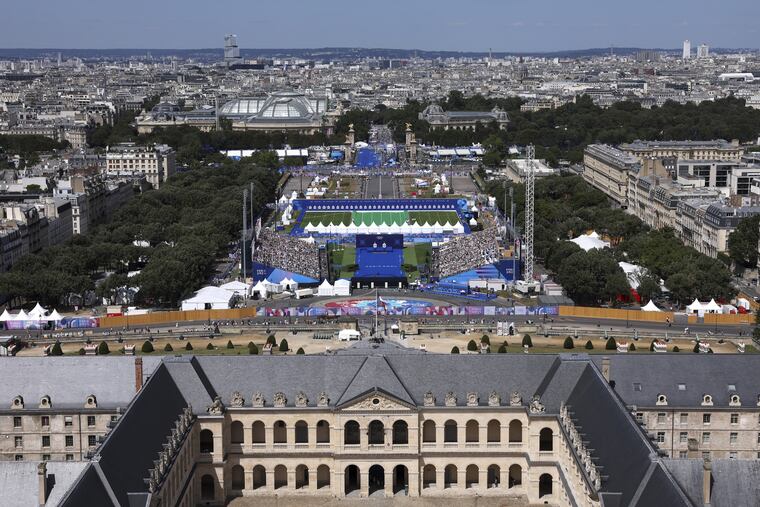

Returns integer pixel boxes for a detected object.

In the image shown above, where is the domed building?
[222,92,333,134]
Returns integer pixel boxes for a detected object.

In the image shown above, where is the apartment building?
[582,144,641,207]
[0,357,159,462]
[106,143,176,189]
[620,140,744,162]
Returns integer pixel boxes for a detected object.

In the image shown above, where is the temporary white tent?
[220,281,249,298]
[28,302,47,319]
[14,310,29,321]
[251,280,268,299]
[338,329,361,341]
[686,299,704,314]
[47,309,63,322]
[570,232,610,251]
[317,280,334,297]
[704,299,721,314]
[641,300,662,312]
[0,309,11,322]
[280,278,298,291]
[181,286,234,311]
[334,279,351,296]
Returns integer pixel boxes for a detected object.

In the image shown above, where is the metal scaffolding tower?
[524,145,535,282]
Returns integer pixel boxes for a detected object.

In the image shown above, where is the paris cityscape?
[1,1,760,506]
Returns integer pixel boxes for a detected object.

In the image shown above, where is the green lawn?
[403,243,431,282]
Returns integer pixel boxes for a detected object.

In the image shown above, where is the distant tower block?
[697,44,709,59]
[224,34,242,67]
[682,40,691,60]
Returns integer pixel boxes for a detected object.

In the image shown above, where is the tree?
[522,334,533,347]
[728,215,760,271]
[451,346,460,354]
[296,347,305,355]
[141,340,154,353]
[185,342,193,351]
[498,344,508,353]
[164,343,173,352]
[637,272,662,303]
[585,340,594,350]
[50,341,63,356]
[480,334,490,345]
[563,337,575,349]
[266,334,277,346]
[248,342,258,355]
[226,340,234,349]
[605,337,617,350]
[628,343,636,352]
[279,339,289,352]
[467,339,478,351]
[97,341,110,355]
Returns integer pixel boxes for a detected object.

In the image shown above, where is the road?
[364,175,397,199]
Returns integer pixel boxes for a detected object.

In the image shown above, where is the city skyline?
[2,0,759,52]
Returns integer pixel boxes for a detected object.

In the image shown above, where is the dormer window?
[729,394,741,407]
[656,394,668,406]
[11,396,23,410]
[39,396,51,409]
[702,394,713,406]
[85,395,97,408]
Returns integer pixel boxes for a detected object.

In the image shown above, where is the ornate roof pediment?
[340,390,414,412]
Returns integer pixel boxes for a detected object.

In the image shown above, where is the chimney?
[37,462,47,506]
[601,357,610,382]
[135,357,143,392]
[702,458,712,505]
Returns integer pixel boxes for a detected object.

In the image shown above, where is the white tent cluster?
[0,303,63,323]
[570,231,610,251]
[317,279,351,297]
[685,298,723,317]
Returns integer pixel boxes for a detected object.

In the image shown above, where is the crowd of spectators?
[432,228,500,278]
[254,229,320,279]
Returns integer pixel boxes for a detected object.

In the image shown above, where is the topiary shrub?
[693,343,700,353]
[498,344,507,353]
[248,342,258,355]
[279,338,289,352]
[480,334,490,345]
[605,337,617,350]
[141,340,154,353]
[467,339,478,351]
[164,343,174,352]
[206,343,214,350]
[628,343,636,352]
[266,334,277,346]
[296,347,305,355]
[226,340,234,349]
[563,337,574,349]
[451,346,460,354]
[97,341,110,355]
[185,342,193,351]
[78,347,85,356]
[522,334,533,347]
[50,341,63,356]
[673,345,680,352]
[585,340,594,350]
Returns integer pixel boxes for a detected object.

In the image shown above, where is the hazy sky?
[3,0,759,51]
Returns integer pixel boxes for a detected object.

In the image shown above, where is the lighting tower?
[524,144,535,283]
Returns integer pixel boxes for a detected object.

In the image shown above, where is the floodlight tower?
[524,144,535,283]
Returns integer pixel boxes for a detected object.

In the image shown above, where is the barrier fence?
[99,307,258,328]
[558,306,674,323]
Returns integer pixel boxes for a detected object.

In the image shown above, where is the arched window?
[392,420,408,445]
[393,465,408,495]
[539,473,553,498]
[201,474,215,500]
[344,420,360,445]
[465,420,479,443]
[231,464,245,490]
[368,420,384,445]
[487,420,500,442]
[509,464,522,487]
[444,420,457,443]
[274,465,287,489]
[466,464,479,488]
[423,464,436,488]
[295,464,309,489]
[273,420,287,444]
[539,428,553,452]
[444,464,458,487]
[487,465,500,488]
[345,465,360,494]
[295,420,308,444]
[316,420,330,443]
[230,421,244,444]
[200,429,214,453]
[508,419,523,443]
[252,465,266,489]
[369,465,385,495]
[252,421,265,444]
[317,465,330,489]
[422,419,435,442]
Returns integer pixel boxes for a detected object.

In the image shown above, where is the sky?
[2,0,759,52]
